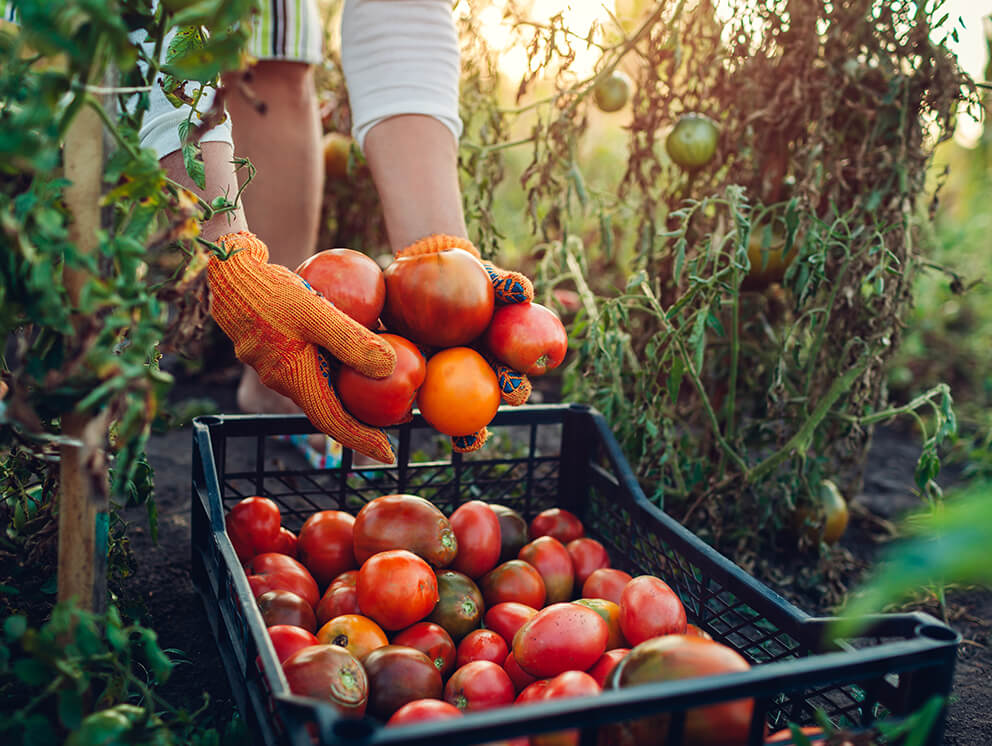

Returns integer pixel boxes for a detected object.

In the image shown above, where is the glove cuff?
[397,234,481,259]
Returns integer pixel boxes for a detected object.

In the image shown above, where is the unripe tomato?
[455,628,509,668]
[618,575,687,645]
[282,644,368,715]
[297,510,356,588]
[224,496,282,563]
[417,347,501,437]
[257,589,317,632]
[267,625,320,663]
[353,494,458,567]
[316,613,389,661]
[593,70,632,112]
[387,698,463,726]
[518,536,574,604]
[336,333,426,427]
[665,113,720,171]
[364,645,444,720]
[357,550,439,631]
[483,302,568,376]
[448,500,502,579]
[512,603,609,678]
[296,247,385,329]
[529,508,584,543]
[444,660,515,711]
[392,621,457,678]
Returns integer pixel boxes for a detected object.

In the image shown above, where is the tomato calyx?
[434,656,445,671]
[454,694,469,710]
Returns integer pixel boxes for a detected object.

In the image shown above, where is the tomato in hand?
[357,550,439,631]
[448,500,502,579]
[483,302,568,376]
[363,645,444,721]
[267,625,320,663]
[479,560,546,609]
[618,575,687,645]
[455,628,509,668]
[427,570,485,641]
[336,333,426,427]
[444,660,515,711]
[257,589,317,632]
[512,602,609,678]
[316,613,389,662]
[296,247,385,330]
[353,494,457,567]
[282,644,368,715]
[518,536,574,604]
[392,622,457,678]
[417,347,501,437]
[297,510,356,588]
[387,699,463,727]
[529,508,584,544]
[316,570,360,626]
[225,496,282,563]
[247,552,320,608]
[581,567,632,605]
[566,537,610,586]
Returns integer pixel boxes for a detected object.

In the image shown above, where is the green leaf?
[13,658,50,686]
[668,356,685,403]
[58,688,84,730]
[4,614,27,641]
[182,141,206,190]
[161,33,248,83]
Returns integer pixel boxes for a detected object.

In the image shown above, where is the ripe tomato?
[272,527,298,558]
[257,589,317,632]
[587,648,630,688]
[297,510,356,588]
[336,334,426,427]
[387,698,463,727]
[766,726,826,743]
[322,132,356,181]
[512,603,609,678]
[665,113,720,171]
[483,601,538,646]
[363,645,444,721]
[533,671,602,746]
[819,479,849,545]
[483,302,568,376]
[529,508,584,544]
[516,679,552,704]
[316,570,360,626]
[449,500,502,579]
[518,536,574,604]
[247,553,320,608]
[316,613,388,662]
[353,494,458,567]
[581,567,632,605]
[392,621,457,678]
[619,575,687,645]
[382,247,495,347]
[479,560,546,609]
[593,70,631,113]
[573,598,626,649]
[502,650,538,693]
[357,550,439,631]
[686,623,713,641]
[488,503,529,562]
[455,628,509,668]
[296,247,385,329]
[444,660,515,711]
[566,537,610,586]
[427,569,485,641]
[225,496,282,563]
[417,347,501,437]
[282,644,368,715]
[267,625,320,663]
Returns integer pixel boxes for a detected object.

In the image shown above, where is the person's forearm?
[160,142,248,243]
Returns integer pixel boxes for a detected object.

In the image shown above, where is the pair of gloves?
[207,231,535,464]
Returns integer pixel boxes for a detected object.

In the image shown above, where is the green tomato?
[593,71,632,113]
[665,113,720,171]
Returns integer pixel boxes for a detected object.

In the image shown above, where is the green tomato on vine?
[593,71,632,113]
[665,113,720,171]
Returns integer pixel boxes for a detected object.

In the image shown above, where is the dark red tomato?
[448,500,502,579]
[515,679,552,704]
[267,625,320,663]
[296,248,386,330]
[483,302,568,376]
[444,660,515,711]
[455,628,509,668]
[353,494,457,567]
[272,527,298,558]
[357,550,439,631]
[257,589,317,632]
[512,603,609,678]
[297,510,356,588]
[478,560,546,609]
[316,570,360,626]
[427,570,485,641]
[282,644,368,715]
[502,650,537,693]
[587,648,630,688]
[483,601,538,646]
[363,645,443,721]
[529,508,584,544]
[225,496,282,563]
[488,504,529,563]
[518,536,574,604]
[533,671,603,746]
[336,333,427,428]
[392,622,457,678]
[619,575,688,646]
[581,568,632,605]
[247,552,320,608]
[566,538,610,586]
[382,247,495,347]
[386,698,463,727]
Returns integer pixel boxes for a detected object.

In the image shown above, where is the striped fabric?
[248,0,324,64]
[0,0,15,22]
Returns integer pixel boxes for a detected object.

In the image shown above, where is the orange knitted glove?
[207,231,397,464]
[396,235,536,454]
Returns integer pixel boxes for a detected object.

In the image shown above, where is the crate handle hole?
[915,623,958,643]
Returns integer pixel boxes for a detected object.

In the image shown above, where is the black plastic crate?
[190,403,959,746]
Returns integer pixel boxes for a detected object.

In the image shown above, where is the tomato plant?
[427,569,485,641]
[618,575,687,645]
[297,510,356,588]
[448,500,502,579]
[257,589,317,632]
[353,494,457,567]
[417,347,501,437]
[282,644,368,715]
[316,613,389,662]
[518,536,574,604]
[357,549,439,631]
[225,496,282,563]
[479,560,546,609]
[443,660,515,711]
[336,333,427,427]
[455,628,509,668]
[529,508,584,544]
[363,645,444,721]
[392,622,458,678]
[483,302,568,376]
[296,247,385,329]
[665,112,720,171]
[512,602,608,678]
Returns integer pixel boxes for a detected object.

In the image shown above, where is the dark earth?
[120,361,992,744]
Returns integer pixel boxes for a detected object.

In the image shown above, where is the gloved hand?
[207,231,398,464]
[395,234,536,453]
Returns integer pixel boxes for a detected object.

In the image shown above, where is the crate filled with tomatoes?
[191,404,959,746]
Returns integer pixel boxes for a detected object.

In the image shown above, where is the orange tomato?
[417,347,500,437]
[316,613,389,662]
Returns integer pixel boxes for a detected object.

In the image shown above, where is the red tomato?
[282,644,368,715]
[587,648,630,688]
[573,598,626,649]
[516,679,552,704]
[296,248,385,330]
[502,650,538,693]
[225,496,282,563]
[336,333,426,427]
[686,623,713,641]
[483,302,568,376]
[316,570,360,626]
[581,568,633,605]
[479,560,546,609]
[448,500,502,579]
[529,508,584,544]
[353,494,458,567]
[297,510,356,588]
[387,698,463,727]
[518,536,574,604]
[382,247,495,347]
[364,645,444,721]
[316,613,389,662]
[566,537,610,586]
[417,347,501,437]
[766,726,826,743]
[257,589,317,632]
[272,527,298,558]
[267,625,320,663]
[392,622,457,678]
[455,628,509,668]
[444,660,515,711]
[357,550,439,631]
[483,601,538,646]
[512,603,609,678]
[533,671,602,746]
[247,553,320,608]
[619,575,688,645]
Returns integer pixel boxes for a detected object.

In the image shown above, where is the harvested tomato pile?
[222,493,809,743]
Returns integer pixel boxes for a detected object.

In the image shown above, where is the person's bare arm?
[160,141,248,242]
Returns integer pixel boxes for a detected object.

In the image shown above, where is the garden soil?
[122,366,992,743]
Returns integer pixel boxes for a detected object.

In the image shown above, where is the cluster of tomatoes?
[223,494,822,745]
[295,245,567,439]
